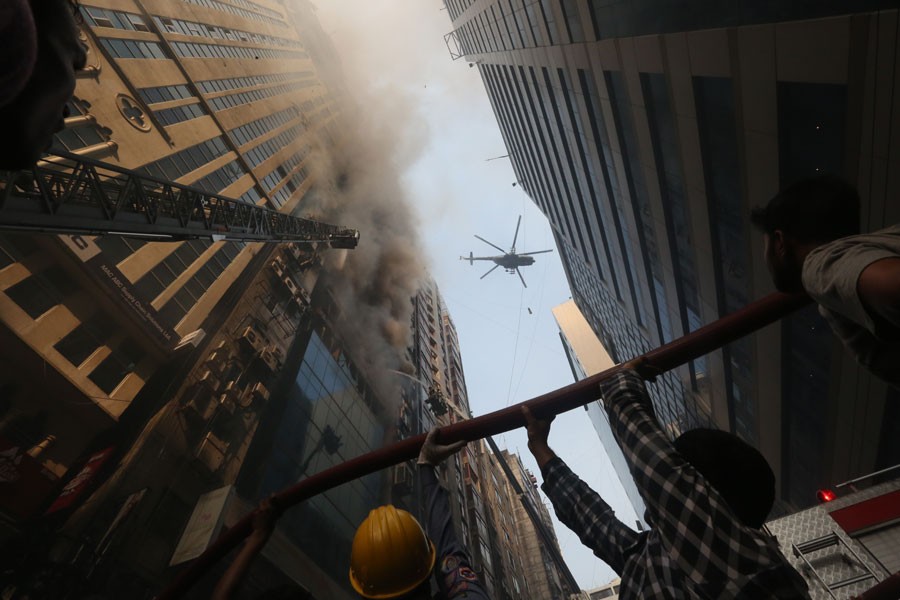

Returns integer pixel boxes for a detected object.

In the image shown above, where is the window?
[778,81,847,506]
[4,266,77,319]
[641,72,706,385]
[88,353,130,394]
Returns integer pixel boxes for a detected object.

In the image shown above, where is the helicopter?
[460,215,553,288]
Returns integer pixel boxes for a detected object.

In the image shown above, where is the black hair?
[674,428,775,529]
[750,175,860,244]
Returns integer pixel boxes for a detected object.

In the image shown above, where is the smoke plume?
[299,61,429,408]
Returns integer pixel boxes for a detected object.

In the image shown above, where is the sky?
[314,1,639,590]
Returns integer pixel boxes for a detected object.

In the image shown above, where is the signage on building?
[170,485,234,566]
[45,446,116,514]
[0,437,59,519]
[60,234,177,350]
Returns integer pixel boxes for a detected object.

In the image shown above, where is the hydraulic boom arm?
[0,151,359,247]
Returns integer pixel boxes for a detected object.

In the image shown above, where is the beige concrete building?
[0,0,340,527]
[445,0,900,513]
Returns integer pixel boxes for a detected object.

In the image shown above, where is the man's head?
[0,0,87,169]
[751,175,860,292]
[674,428,775,529]
[349,505,436,599]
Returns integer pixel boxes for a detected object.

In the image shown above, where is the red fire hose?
[158,291,811,599]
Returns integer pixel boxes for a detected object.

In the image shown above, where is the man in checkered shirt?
[523,366,810,599]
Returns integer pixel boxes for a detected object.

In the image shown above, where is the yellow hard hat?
[349,505,436,599]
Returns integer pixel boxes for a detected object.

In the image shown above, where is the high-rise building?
[0,0,338,520]
[445,0,900,512]
[407,279,574,599]
[0,2,406,598]
[552,299,646,525]
[405,277,482,556]
[0,0,343,532]
[501,449,568,600]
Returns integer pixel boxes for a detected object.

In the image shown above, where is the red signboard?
[0,437,59,519]
[829,489,900,534]
[45,446,115,514]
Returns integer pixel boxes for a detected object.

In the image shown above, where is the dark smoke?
[302,85,428,409]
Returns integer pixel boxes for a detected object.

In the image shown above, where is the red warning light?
[816,489,836,503]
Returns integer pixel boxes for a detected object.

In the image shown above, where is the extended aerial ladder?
[0,150,360,247]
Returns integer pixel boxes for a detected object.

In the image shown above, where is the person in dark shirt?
[349,428,490,599]
[523,365,810,599]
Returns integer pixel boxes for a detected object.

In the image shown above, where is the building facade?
[408,278,560,598]
[501,449,568,600]
[553,299,647,526]
[0,1,408,598]
[0,0,342,527]
[445,0,900,512]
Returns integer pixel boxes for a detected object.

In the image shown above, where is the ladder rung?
[830,573,877,590]
[794,533,840,555]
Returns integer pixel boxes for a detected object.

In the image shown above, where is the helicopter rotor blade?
[475,235,508,254]
[518,249,554,256]
[511,215,522,253]
[516,268,528,288]
[480,263,501,280]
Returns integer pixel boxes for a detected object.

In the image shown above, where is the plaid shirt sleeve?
[600,369,810,596]
[540,457,643,575]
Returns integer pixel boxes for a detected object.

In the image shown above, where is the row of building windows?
[81,6,151,31]
[238,185,263,205]
[559,237,707,435]
[482,64,595,278]
[229,106,299,148]
[693,76,755,442]
[260,149,307,192]
[197,70,311,95]
[99,37,167,60]
[153,15,302,49]
[154,102,208,126]
[93,236,147,266]
[245,123,305,168]
[137,84,194,105]
[180,0,285,27]
[157,243,239,325]
[582,71,650,330]
[453,0,559,55]
[640,72,707,387]
[191,159,247,195]
[603,70,673,346]
[0,254,145,396]
[133,240,210,301]
[269,167,308,208]
[444,0,475,21]
[208,79,316,111]
[83,5,288,46]
[171,40,305,61]
[136,136,229,183]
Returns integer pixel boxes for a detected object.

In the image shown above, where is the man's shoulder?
[802,226,900,324]
[805,224,900,270]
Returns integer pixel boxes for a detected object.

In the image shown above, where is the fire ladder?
[0,151,360,247]
[792,532,881,598]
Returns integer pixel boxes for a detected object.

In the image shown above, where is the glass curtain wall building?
[445,0,900,511]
